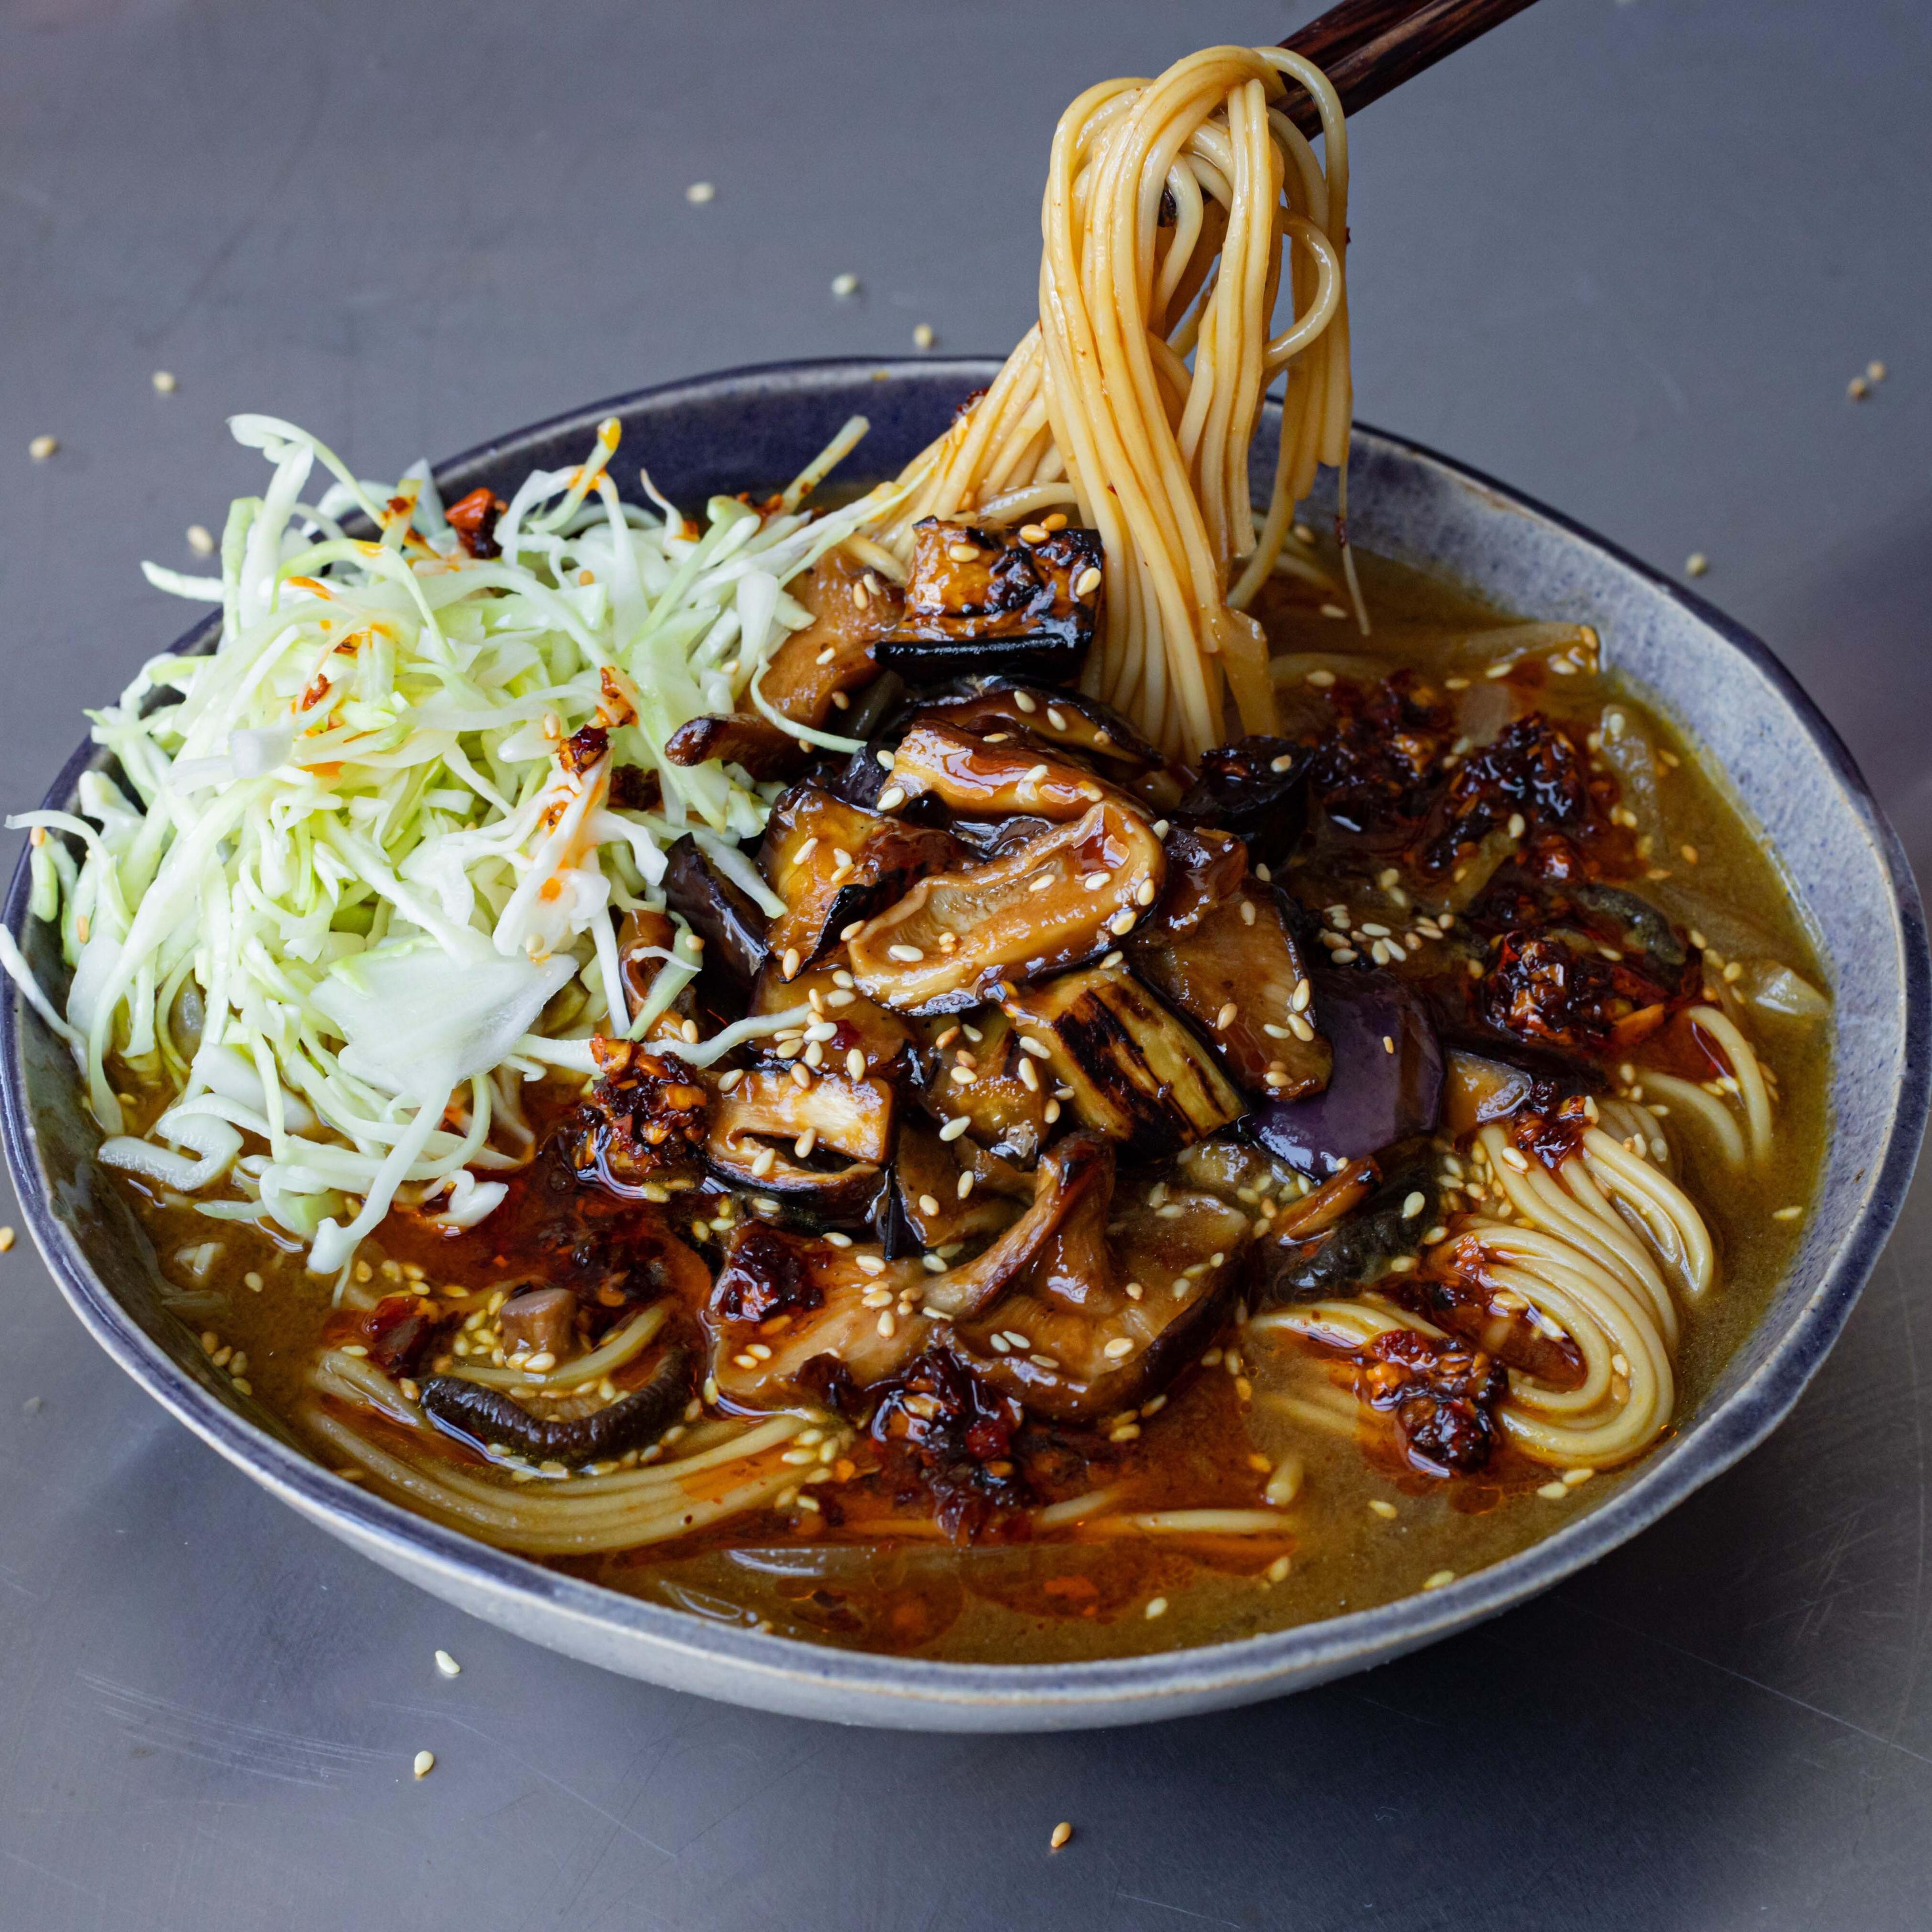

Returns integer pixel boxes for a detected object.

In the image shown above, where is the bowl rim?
[5,353,1926,1720]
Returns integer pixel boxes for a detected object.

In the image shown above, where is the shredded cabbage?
[5,411,896,1273]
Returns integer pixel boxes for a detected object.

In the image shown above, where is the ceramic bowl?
[5,358,1925,1729]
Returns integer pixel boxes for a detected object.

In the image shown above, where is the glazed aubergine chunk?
[1250,969,1442,1176]
[758,783,961,973]
[1249,1160,1435,1306]
[875,518,1103,682]
[849,801,1164,1013]
[916,1005,1053,1166]
[1177,735,1311,867]
[1130,880,1330,1099]
[662,835,771,989]
[1004,964,1242,1161]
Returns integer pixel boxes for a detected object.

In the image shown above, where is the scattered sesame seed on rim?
[29,435,58,460]
[685,181,715,203]
[831,272,860,297]
[912,323,936,350]
[0,1227,15,1253]
[434,1650,460,1678]
[412,1750,436,1779]
[1050,1821,1074,1851]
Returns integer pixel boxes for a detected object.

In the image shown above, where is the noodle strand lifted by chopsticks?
[873,45,1357,760]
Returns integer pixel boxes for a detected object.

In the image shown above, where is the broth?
[117,548,1828,1664]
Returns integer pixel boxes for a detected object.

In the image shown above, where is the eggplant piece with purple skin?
[662,835,770,989]
[1177,735,1311,867]
[875,519,1103,683]
[1250,1162,1437,1306]
[1250,969,1442,1176]
[704,1067,895,1217]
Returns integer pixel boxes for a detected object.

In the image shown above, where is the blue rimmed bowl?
[4,358,1925,1729]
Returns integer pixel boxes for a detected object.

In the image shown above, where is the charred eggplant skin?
[876,519,1103,683]
[1178,736,1311,867]
[1250,969,1442,1175]
[662,836,770,988]
[1006,965,1242,1160]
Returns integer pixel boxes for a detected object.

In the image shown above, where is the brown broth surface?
[118,547,1830,1663]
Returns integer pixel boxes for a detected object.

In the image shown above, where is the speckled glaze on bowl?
[5,360,1925,1730]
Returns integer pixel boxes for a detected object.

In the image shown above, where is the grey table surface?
[2,2,1929,1926]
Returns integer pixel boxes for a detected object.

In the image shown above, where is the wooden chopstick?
[1277,0,1543,136]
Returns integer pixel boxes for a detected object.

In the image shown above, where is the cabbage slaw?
[4,412,896,1280]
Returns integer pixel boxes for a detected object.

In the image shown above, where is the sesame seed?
[1506,812,1526,840]
[1369,1499,1399,1520]
[1320,603,1348,620]
[1681,844,1699,863]
[1773,1205,1804,1221]
[888,943,924,961]
[1270,754,1297,774]
[187,523,215,555]
[877,1312,896,1338]
[1265,1555,1292,1584]
[1306,668,1336,688]
[0,1228,16,1253]
[1050,1821,1073,1851]
[912,323,936,350]
[1847,375,1869,400]
[939,1115,970,1142]
[780,946,801,979]
[1109,909,1137,934]
[434,1649,461,1678]
[789,1062,812,1089]
[1240,901,1257,926]
[1144,1596,1168,1619]
[1134,877,1156,906]
[151,369,178,393]
[28,435,58,461]
[1215,1002,1237,1030]
[1562,1468,1595,1487]
[1538,1480,1569,1500]
[1073,566,1103,598]
[831,272,861,297]
[1013,690,1038,713]
[1103,1337,1134,1358]
[413,1750,436,1779]
[1383,1035,1396,1055]
[1019,523,1049,543]
[1685,551,1710,577]
[685,181,715,203]
[1082,870,1110,891]
[1422,1570,1456,1591]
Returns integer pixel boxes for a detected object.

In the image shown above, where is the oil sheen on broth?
[121,549,1828,1666]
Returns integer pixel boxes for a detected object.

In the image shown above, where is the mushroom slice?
[705,1224,930,1410]
[759,783,961,973]
[1003,966,1242,1160]
[663,551,901,778]
[664,712,806,782]
[1129,881,1331,1098]
[894,1121,1030,1250]
[888,718,1117,821]
[663,835,771,989]
[705,1067,894,1214]
[912,685,1160,773]
[876,518,1103,683]
[917,1006,1050,1165]
[951,1143,1250,1421]
[920,1132,1114,1321]
[750,961,914,1082]
[851,802,1165,1014]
